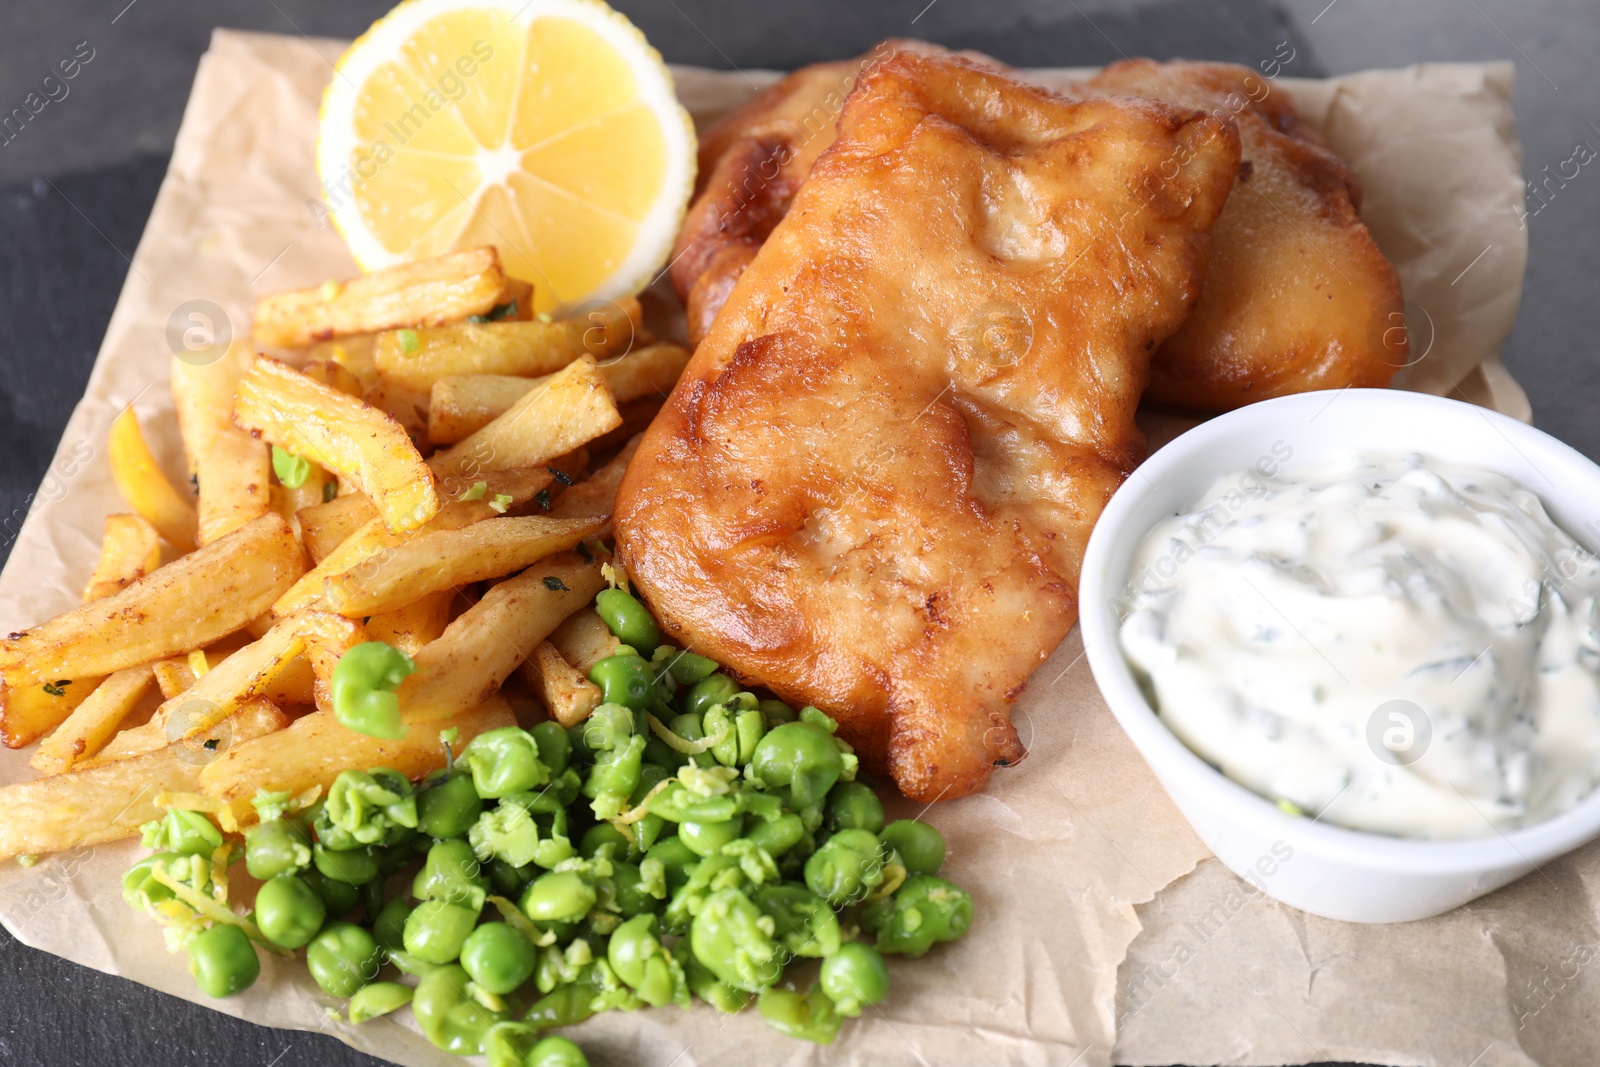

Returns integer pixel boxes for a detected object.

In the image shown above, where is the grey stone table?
[0,1,1592,1064]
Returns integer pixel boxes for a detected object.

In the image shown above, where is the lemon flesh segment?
[321,0,695,314]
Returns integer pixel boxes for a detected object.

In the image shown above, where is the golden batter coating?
[617,49,1240,801]
[1085,58,1407,411]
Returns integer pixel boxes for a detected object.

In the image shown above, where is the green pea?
[519,870,595,922]
[666,712,715,769]
[588,654,656,710]
[330,642,415,739]
[607,913,685,1007]
[706,706,765,768]
[313,843,380,885]
[403,898,480,965]
[646,836,699,896]
[608,860,660,918]
[679,816,743,858]
[460,921,537,995]
[418,771,483,839]
[244,818,312,880]
[879,819,945,876]
[523,983,596,1030]
[689,887,782,993]
[682,673,740,718]
[307,922,382,998]
[485,1023,592,1067]
[804,829,887,907]
[254,874,326,949]
[302,865,361,918]
[579,822,633,859]
[758,699,797,726]
[413,838,488,907]
[757,984,842,1044]
[528,720,571,776]
[825,781,885,834]
[349,980,413,1024]
[754,882,842,958]
[675,938,751,1014]
[414,964,504,1055]
[487,857,534,897]
[373,895,412,953]
[595,588,661,656]
[861,874,973,957]
[463,727,550,798]
[662,647,719,686]
[820,942,890,1015]
[186,924,259,998]
[322,768,417,848]
[752,721,843,807]
[142,809,223,857]
[746,812,805,858]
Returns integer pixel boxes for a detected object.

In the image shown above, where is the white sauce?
[1118,452,1600,839]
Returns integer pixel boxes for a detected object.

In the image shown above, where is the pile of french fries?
[0,246,690,861]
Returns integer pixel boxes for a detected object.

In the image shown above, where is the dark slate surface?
[1,0,1594,1064]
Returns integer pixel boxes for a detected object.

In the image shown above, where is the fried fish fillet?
[1084,59,1407,411]
[616,50,1240,801]
[671,41,996,347]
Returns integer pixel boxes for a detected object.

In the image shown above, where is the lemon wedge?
[317,0,696,314]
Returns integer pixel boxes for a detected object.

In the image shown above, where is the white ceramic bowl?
[1079,389,1600,923]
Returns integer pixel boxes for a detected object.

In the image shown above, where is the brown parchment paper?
[0,29,1544,1067]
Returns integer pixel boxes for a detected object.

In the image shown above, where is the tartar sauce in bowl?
[1118,452,1600,839]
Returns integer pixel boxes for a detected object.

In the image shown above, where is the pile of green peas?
[122,584,973,1060]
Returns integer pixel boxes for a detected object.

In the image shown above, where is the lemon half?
[317,0,696,314]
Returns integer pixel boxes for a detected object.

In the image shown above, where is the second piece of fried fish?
[616,49,1240,801]
[1085,59,1407,411]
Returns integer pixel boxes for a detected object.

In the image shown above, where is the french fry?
[521,642,602,728]
[0,513,305,687]
[97,611,364,761]
[323,515,605,617]
[363,378,433,451]
[30,665,156,775]
[495,277,534,319]
[251,247,509,349]
[397,553,604,721]
[0,676,106,749]
[273,469,556,616]
[0,699,288,860]
[108,407,198,550]
[233,356,440,533]
[152,657,197,699]
[428,357,622,483]
[374,297,640,391]
[198,697,516,823]
[82,514,162,602]
[366,589,454,656]
[172,339,272,545]
[302,359,365,398]
[551,434,643,528]
[427,342,690,444]
[295,490,377,563]
[548,607,622,673]
[305,334,380,391]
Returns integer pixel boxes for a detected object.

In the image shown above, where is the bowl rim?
[1079,387,1600,873]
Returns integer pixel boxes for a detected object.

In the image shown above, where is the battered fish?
[616,50,1240,801]
[671,41,996,346]
[1085,59,1407,410]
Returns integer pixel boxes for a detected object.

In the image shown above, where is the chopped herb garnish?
[319,280,342,302]
[439,727,460,747]
[548,466,575,486]
[489,493,514,514]
[397,328,420,354]
[271,446,311,489]
[42,682,65,697]
[54,680,71,688]
[543,576,569,592]
[323,480,338,502]
[16,853,38,868]
[468,301,517,324]
[7,632,27,641]
[203,738,220,751]
[536,311,554,324]
[459,481,488,502]
[534,489,552,512]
